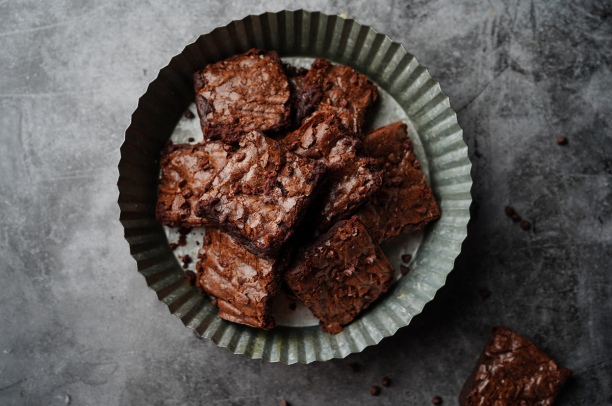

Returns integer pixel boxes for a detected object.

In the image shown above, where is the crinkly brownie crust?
[194,49,291,144]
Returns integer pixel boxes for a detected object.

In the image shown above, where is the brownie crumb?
[504,206,515,216]
[289,302,297,311]
[479,289,491,300]
[401,254,412,263]
[168,243,178,251]
[520,220,531,230]
[381,377,391,387]
[432,396,443,405]
[185,271,196,286]
[184,109,195,119]
[177,227,192,246]
[211,298,218,307]
[401,265,410,275]
[347,362,359,373]
[557,136,568,145]
[181,254,192,269]
[188,137,195,142]
[511,213,522,223]
[280,400,289,406]
[369,386,380,396]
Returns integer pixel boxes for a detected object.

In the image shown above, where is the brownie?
[195,131,327,258]
[193,49,291,144]
[284,216,395,334]
[283,63,310,125]
[155,141,230,228]
[459,327,572,406]
[282,112,383,230]
[297,58,379,135]
[356,122,440,244]
[195,228,288,330]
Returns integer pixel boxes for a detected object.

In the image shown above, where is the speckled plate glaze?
[117,10,472,364]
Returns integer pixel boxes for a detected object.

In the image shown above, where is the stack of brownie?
[155,49,441,333]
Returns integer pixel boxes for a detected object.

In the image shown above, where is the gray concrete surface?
[1,0,611,404]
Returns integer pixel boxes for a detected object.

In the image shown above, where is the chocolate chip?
[511,213,522,223]
[184,271,196,286]
[401,265,410,275]
[520,220,531,230]
[347,362,359,373]
[504,206,515,216]
[401,254,412,263]
[557,136,568,145]
[432,396,443,405]
[211,298,218,307]
[479,289,491,300]
[184,109,195,119]
[188,137,195,142]
[289,303,297,311]
[369,386,380,396]
[381,377,391,387]
[279,400,289,406]
[168,243,178,251]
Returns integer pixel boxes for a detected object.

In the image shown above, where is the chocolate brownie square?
[195,131,326,258]
[356,121,440,244]
[195,228,288,330]
[194,49,291,144]
[459,327,572,406]
[297,58,378,135]
[284,216,395,334]
[282,112,383,230]
[156,141,230,228]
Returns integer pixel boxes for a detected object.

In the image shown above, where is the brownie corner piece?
[193,49,291,143]
[284,216,395,334]
[356,121,440,243]
[298,58,379,135]
[459,327,572,406]
[195,131,327,258]
[155,140,229,228]
[195,228,288,330]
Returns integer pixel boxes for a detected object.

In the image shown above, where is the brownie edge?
[459,327,571,406]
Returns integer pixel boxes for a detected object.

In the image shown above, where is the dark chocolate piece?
[521,220,531,230]
[381,377,391,387]
[369,386,380,396]
[282,112,383,230]
[195,131,326,258]
[194,49,291,144]
[195,228,288,330]
[156,141,229,228]
[356,122,441,244]
[432,396,443,405]
[284,217,395,334]
[556,136,568,145]
[459,327,571,406]
[297,58,378,135]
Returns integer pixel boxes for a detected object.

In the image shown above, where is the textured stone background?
[1,0,611,405]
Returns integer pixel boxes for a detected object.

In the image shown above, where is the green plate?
[117,10,472,364]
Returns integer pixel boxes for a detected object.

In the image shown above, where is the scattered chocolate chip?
[520,220,531,230]
[479,289,491,300]
[432,396,443,405]
[168,243,178,251]
[188,137,195,142]
[369,386,380,396]
[381,377,391,387]
[401,265,410,275]
[557,136,568,145]
[289,302,297,311]
[511,213,522,223]
[504,206,515,216]
[280,400,289,406]
[347,362,359,373]
[184,271,196,286]
[401,254,412,263]
[184,109,195,119]
[211,298,218,307]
